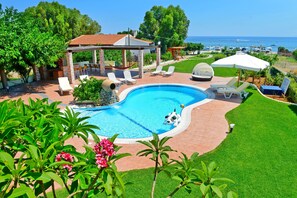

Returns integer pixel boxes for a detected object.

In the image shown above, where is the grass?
[277,55,297,63]
[200,89,297,197]
[162,55,238,77]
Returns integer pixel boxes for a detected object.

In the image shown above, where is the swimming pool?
[74,84,212,142]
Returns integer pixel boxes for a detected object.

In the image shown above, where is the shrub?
[144,53,153,65]
[196,53,208,58]
[161,52,173,61]
[180,50,186,56]
[287,77,297,103]
[73,77,104,105]
[151,53,156,61]
[273,73,285,86]
[278,46,290,53]
[213,53,226,61]
[264,69,284,85]
[292,50,297,60]
[251,52,279,66]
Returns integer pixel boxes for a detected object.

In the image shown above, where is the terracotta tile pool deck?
[0,72,241,171]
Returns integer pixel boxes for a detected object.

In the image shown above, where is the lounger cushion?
[260,85,282,95]
[192,74,213,81]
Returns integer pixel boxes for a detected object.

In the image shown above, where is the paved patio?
[0,72,241,171]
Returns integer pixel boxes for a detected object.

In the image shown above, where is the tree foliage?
[24,1,101,41]
[0,4,65,85]
[137,5,190,53]
[0,6,19,73]
[278,46,290,53]
[185,42,204,53]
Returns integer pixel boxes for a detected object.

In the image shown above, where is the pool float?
[164,109,182,127]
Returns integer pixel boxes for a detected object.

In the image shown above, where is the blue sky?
[2,0,297,37]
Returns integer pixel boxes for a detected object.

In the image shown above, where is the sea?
[185,36,297,52]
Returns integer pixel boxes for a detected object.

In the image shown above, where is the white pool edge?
[94,83,215,144]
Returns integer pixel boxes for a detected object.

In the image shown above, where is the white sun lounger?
[123,70,137,84]
[163,66,175,76]
[79,75,89,81]
[58,77,73,95]
[210,77,238,90]
[217,82,250,99]
[107,72,124,84]
[151,66,163,75]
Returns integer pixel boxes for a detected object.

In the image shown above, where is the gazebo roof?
[69,34,152,46]
[168,46,185,50]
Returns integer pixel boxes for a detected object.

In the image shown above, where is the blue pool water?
[75,85,207,139]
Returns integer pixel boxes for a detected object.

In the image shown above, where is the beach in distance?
[186,36,297,52]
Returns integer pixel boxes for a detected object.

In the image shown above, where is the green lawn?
[162,56,237,77]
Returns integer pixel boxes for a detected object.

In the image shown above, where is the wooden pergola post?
[138,49,144,78]
[156,47,161,66]
[66,51,75,84]
[92,50,97,64]
[99,49,105,75]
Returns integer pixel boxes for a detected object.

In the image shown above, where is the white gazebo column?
[99,49,105,75]
[138,49,144,78]
[66,51,75,84]
[92,50,97,64]
[156,47,161,66]
[122,49,127,68]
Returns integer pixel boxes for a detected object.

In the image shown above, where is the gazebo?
[167,46,185,60]
[65,34,161,84]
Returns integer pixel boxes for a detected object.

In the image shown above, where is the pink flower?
[63,164,73,172]
[93,139,116,168]
[100,139,115,157]
[95,155,108,168]
[55,152,74,171]
[93,139,115,157]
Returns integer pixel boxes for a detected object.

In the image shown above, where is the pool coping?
[95,83,215,144]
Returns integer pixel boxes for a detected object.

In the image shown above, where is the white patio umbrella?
[211,51,270,71]
[211,51,270,84]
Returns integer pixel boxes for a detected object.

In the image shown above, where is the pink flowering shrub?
[55,152,74,171]
[93,139,115,168]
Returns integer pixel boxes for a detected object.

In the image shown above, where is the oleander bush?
[0,99,130,197]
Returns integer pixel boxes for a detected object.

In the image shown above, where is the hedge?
[287,76,297,103]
